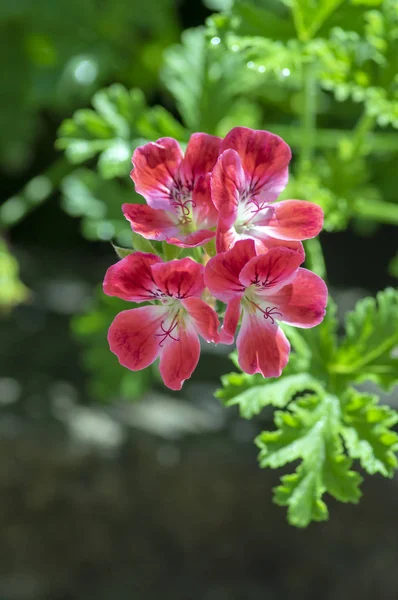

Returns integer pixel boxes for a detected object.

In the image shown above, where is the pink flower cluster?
[104,127,327,390]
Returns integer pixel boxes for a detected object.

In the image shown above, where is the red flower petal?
[191,174,219,229]
[256,200,324,240]
[182,297,220,343]
[247,231,305,255]
[103,252,162,302]
[220,296,242,344]
[266,268,328,328]
[108,306,166,371]
[216,224,305,255]
[204,239,256,302]
[236,310,290,377]
[151,258,205,299]
[239,247,304,294]
[166,229,215,248]
[131,138,183,209]
[123,203,179,241]
[220,127,291,202]
[159,321,201,390]
[179,132,222,185]
[211,149,245,227]
[216,223,240,253]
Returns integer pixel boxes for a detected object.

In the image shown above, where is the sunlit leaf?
[257,394,362,527]
[341,388,398,477]
[332,288,398,390]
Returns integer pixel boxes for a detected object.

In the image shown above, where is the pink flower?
[123,133,222,248]
[204,240,327,378]
[211,127,324,253]
[103,252,220,391]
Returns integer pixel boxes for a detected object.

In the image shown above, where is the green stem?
[291,0,307,42]
[291,0,346,41]
[299,61,317,173]
[304,238,327,279]
[329,334,398,375]
[191,246,203,263]
[306,0,346,40]
[346,112,375,160]
[299,61,327,279]
[266,126,398,153]
[353,198,398,225]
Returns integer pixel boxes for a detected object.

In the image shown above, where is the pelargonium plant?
[101,122,398,528]
[103,127,326,389]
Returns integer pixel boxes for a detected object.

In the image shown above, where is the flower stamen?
[170,183,196,225]
[249,197,270,216]
[155,314,180,347]
[249,301,282,325]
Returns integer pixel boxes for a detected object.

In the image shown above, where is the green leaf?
[57,86,145,176]
[280,298,339,383]
[162,241,182,261]
[341,388,398,477]
[112,244,134,259]
[216,370,270,403]
[331,288,398,390]
[222,35,303,87]
[161,27,257,133]
[137,106,187,141]
[273,467,329,526]
[60,168,135,246]
[57,84,188,178]
[97,140,133,179]
[290,0,347,41]
[229,0,295,40]
[218,373,324,418]
[131,232,157,254]
[257,394,362,527]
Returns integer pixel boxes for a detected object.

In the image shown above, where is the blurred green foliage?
[71,286,155,401]
[0,0,179,173]
[0,239,30,313]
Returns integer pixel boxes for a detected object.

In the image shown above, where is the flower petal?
[159,320,201,390]
[151,258,205,299]
[239,247,304,294]
[204,239,256,302]
[103,252,162,302]
[108,306,166,371]
[236,310,290,377]
[246,230,305,255]
[182,297,220,343]
[216,223,241,254]
[256,200,324,240]
[131,138,183,209]
[166,229,216,248]
[266,268,328,328]
[215,223,304,255]
[179,132,222,185]
[191,174,219,229]
[211,149,245,227]
[220,295,242,344]
[220,127,291,202]
[123,203,179,241]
